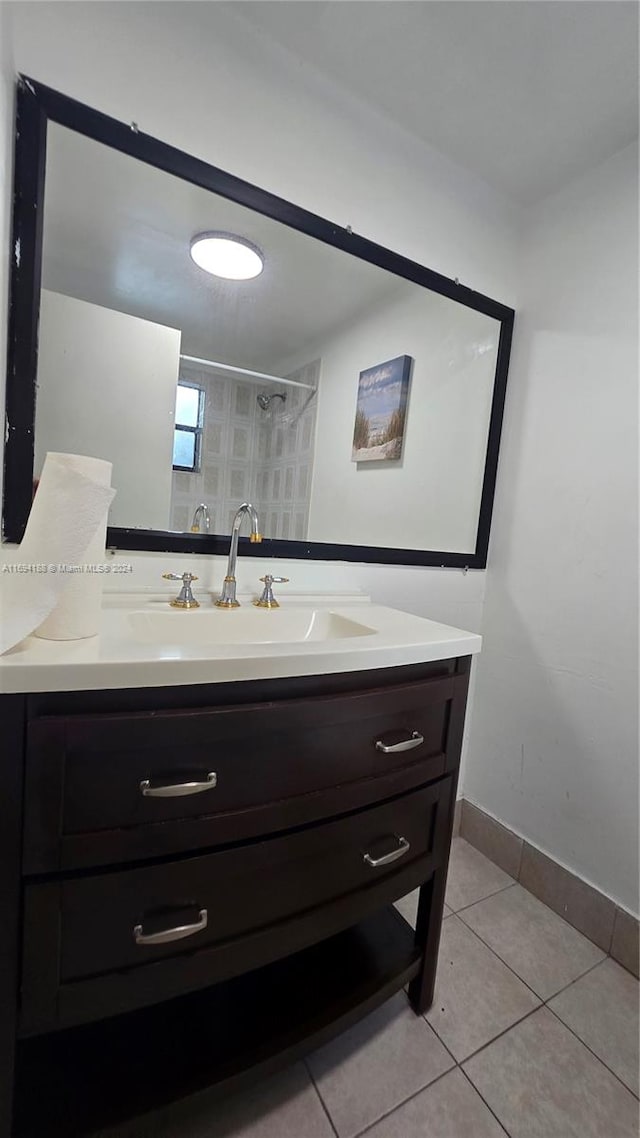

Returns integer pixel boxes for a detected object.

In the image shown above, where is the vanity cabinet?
[1,656,470,1137]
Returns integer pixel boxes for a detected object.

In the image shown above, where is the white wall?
[36,290,181,529]
[302,288,499,552]
[1,0,521,638]
[465,143,639,915]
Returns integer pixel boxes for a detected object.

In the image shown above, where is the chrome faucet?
[254,574,289,609]
[215,503,262,608]
[162,571,200,609]
[190,503,210,533]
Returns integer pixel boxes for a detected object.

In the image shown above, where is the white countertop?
[0,592,481,693]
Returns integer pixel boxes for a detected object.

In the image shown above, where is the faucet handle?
[162,571,199,609]
[254,574,289,609]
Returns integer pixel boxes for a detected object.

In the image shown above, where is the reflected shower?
[257,391,287,411]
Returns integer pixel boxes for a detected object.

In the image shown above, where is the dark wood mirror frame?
[4,76,514,569]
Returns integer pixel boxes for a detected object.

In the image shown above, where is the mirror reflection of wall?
[169,359,319,540]
[277,290,498,552]
[34,289,182,530]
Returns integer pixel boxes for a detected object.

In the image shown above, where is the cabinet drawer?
[24,674,461,871]
[21,779,452,1030]
[62,784,438,979]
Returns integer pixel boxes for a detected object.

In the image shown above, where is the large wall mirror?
[4,78,514,568]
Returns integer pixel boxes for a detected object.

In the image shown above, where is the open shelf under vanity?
[15,908,419,1137]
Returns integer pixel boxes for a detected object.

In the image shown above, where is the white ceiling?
[42,123,412,367]
[40,3,637,365]
[231,1,639,206]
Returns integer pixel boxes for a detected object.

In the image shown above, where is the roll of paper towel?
[36,454,115,640]
[0,453,116,654]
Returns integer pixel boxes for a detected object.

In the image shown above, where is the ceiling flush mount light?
[190,232,264,281]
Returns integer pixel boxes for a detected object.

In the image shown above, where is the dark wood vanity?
[0,654,470,1136]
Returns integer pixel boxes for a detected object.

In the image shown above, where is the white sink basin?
[128,607,377,646]
[1,592,483,693]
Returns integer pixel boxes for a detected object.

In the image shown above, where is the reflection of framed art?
[351,355,413,462]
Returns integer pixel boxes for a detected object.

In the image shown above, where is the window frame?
[172,380,204,474]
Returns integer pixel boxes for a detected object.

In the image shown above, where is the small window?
[173,381,204,472]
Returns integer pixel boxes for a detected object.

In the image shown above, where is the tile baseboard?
[459,799,522,879]
[610,907,640,978]
[459,799,639,978]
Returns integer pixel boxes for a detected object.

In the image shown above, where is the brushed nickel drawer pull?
[375,731,424,754]
[139,773,217,797]
[133,908,208,945]
[363,836,410,868]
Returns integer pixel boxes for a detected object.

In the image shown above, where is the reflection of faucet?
[215,503,262,608]
[190,503,210,533]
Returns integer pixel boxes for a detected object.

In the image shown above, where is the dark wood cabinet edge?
[24,658,461,717]
[0,697,26,1137]
[29,672,457,734]
[409,749,459,1011]
[445,655,471,772]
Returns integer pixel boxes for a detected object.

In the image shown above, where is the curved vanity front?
[1,600,480,1137]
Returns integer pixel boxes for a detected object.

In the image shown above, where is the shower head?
[257,391,287,411]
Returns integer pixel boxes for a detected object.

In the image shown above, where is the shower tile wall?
[170,360,318,542]
[170,368,262,535]
[258,359,320,541]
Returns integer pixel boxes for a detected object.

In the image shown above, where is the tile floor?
[101,838,639,1138]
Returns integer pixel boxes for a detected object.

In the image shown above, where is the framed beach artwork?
[351,355,413,462]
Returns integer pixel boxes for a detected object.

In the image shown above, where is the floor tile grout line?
[541,956,606,1003]
[349,1062,458,1138]
[408,897,636,1101]
[453,836,517,874]
[446,910,545,1004]
[423,911,620,1068]
[337,992,460,1137]
[416,996,460,1068]
[455,991,639,1108]
[448,868,623,1005]
[452,1004,541,1069]
[455,904,606,1002]
[518,892,616,959]
[349,1042,516,1138]
[302,1059,340,1138]
[457,816,524,885]
[540,954,611,1001]
[447,879,517,916]
[421,909,544,1061]
[458,1064,513,1137]
[300,878,632,1138]
[461,831,621,961]
[545,1003,640,1101]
